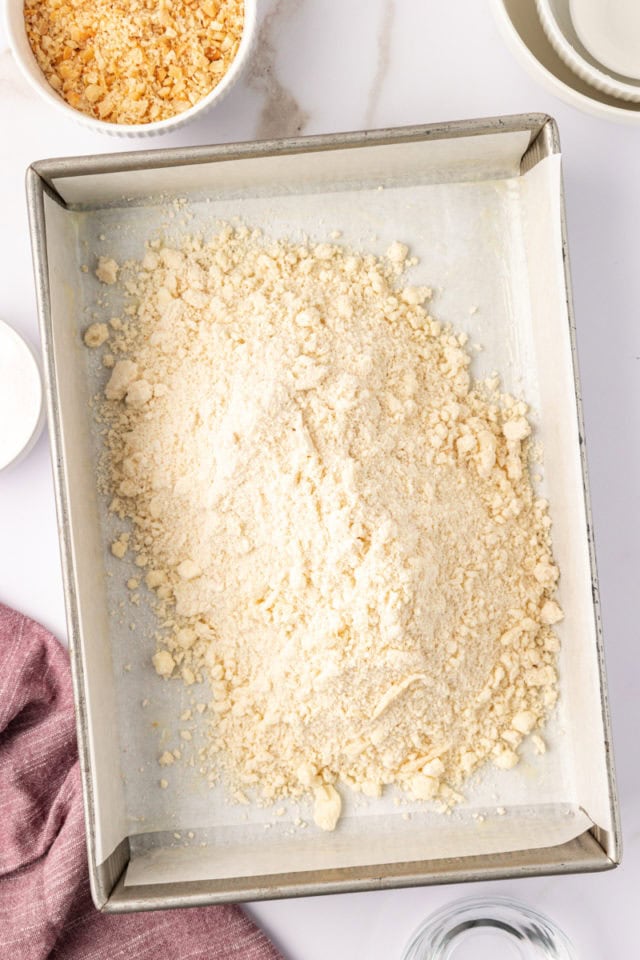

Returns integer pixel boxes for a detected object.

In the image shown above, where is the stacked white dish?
[492,0,640,123]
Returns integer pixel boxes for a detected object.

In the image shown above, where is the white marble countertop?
[1,1,638,956]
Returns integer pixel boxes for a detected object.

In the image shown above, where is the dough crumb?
[531,734,547,755]
[313,784,342,832]
[386,241,409,263]
[152,649,175,678]
[111,534,129,559]
[83,322,110,348]
[96,256,119,285]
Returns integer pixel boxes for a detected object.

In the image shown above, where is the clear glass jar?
[401,896,575,960]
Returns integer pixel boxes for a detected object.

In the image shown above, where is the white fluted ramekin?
[3,0,256,137]
[536,0,640,104]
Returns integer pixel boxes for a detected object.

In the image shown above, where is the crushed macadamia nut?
[25,0,244,125]
[92,225,562,830]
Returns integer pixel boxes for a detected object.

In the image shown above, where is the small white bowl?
[570,0,640,81]
[0,319,45,472]
[3,0,257,137]
[491,0,640,124]
[535,0,640,103]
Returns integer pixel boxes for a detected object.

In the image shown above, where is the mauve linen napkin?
[0,602,284,960]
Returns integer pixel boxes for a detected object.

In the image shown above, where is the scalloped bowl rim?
[491,0,640,124]
[535,0,640,103]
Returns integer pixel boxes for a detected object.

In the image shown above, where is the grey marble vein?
[364,0,396,129]
[247,0,309,140]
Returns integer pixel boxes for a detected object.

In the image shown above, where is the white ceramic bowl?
[570,0,640,81]
[491,0,640,124]
[0,319,45,472]
[3,0,257,137]
[535,0,640,103]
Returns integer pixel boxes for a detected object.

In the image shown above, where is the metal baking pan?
[26,114,620,912]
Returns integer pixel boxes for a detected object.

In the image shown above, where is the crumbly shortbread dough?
[91,227,562,829]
